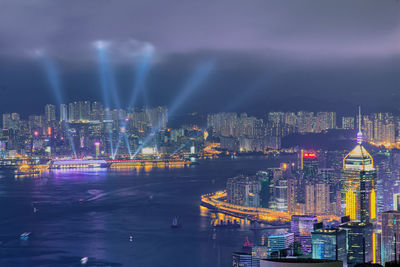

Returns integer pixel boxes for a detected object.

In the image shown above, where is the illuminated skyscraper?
[381,210,400,265]
[312,227,347,264]
[341,108,377,222]
[301,151,318,180]
[340,221,373,266]
[341,146,376,222]
[291,215,317,254]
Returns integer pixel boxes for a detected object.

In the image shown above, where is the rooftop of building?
[291,215,318,220]
[262,258,342,263]
[382,210,400,214]
[343,144,374,171]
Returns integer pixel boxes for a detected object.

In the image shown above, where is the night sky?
[0,0,399,116]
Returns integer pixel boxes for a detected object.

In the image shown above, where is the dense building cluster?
[0,102,203,158]
[228,134,400,266]
[208,111,400,153]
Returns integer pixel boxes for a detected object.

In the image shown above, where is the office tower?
[45,104,56,122]
[318,168,337,209]
[267,232,294,258]
[340,222,373,266]
[60,104,68,121]
[341,109,377,222]
[275,178,288,212]
[342,116,355,129]
[301,151,318,180]
[376,154,392,215]
[305,183,330,215]
[226,175,261,207]
[381,210,400,265]
[291,215,318,254]
[342,145,377,221]
[257,171,272,208]
[312,226,347,264]
[232,252,260,267]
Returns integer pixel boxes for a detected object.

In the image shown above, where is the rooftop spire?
[357,106,363,144]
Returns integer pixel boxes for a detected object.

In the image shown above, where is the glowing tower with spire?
[341,107,377,222]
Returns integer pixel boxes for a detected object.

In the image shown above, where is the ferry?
[49,159,109,169]
[171,217,181,228]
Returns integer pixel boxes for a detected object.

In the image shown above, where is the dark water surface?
[0,158,284,267]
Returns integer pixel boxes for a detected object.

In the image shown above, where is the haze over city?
[1,1,400,267]
[0,0,399,116]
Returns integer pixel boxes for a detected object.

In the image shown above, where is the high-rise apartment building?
[2,113,11,129]
[226,175,261,207]
[45,104,56,122]
[305,183,330,215]
[60,104,68,121]
[342,116,355,129]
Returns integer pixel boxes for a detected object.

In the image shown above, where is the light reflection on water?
[0,157,291,266]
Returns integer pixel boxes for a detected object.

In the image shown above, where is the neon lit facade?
[382,211,400,265]
[291,215,317,254]
[341,144,376,222]
[311,228,346,264]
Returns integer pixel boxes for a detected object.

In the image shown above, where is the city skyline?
[1,1,400,266]
[0,1,399,116]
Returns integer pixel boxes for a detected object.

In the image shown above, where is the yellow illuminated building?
[341,144,377,222]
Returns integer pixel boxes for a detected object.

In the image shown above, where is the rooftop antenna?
[357,106,363,145]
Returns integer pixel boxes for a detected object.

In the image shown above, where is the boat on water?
[50,159,109,169]
[80,257,88,264]
[171,217,181,228]
[242,236,253,249]
[20,232,31,240]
